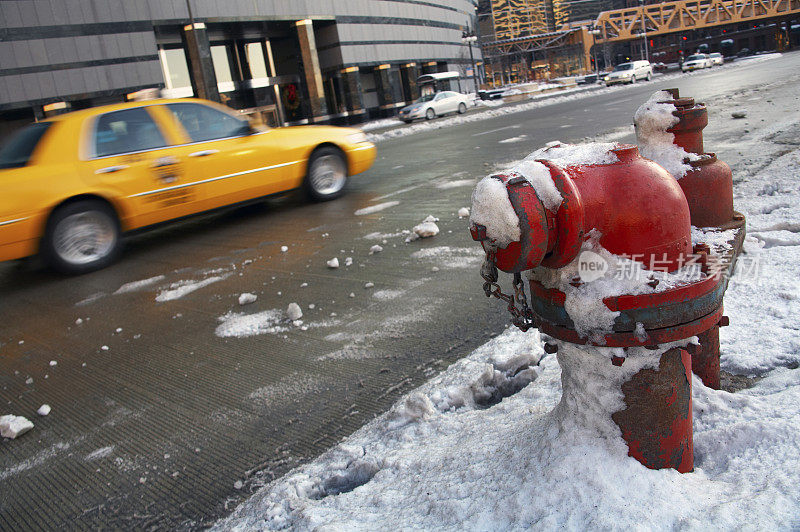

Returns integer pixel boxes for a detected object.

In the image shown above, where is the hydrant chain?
[481,258,536,331]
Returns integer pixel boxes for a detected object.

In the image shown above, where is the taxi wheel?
[305,147,348,202]
[42,200,121,274]
[425,108,435,120]
[458,103,467,114]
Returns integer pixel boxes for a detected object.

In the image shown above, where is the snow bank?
[218,322,800,531]
[634,90,700,178]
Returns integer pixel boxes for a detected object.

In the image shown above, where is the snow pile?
[37,405,51,416]
[215,310,288,338]
[286,303,303,321]
[457,207,470,218]
[114,275,165,294]
[369,245,383,254]
[218,321,800,531]
[238,293,257,306]
[634,90,701,179]
[469,176,520,247]
[0,415,34,439]
[508,159,563,211]
[413,223,439,238]
[326,258,339,269]
[155,275,229,302]
[529,140,620,166]
[691,226,738,254]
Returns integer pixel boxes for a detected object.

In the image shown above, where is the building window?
[159,47,194,98]
[245,42,270,80]
[211,45,235,93]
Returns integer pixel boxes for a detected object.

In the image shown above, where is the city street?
[2,51,799,529]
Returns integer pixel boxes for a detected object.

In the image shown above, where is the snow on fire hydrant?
[469,91,745,473]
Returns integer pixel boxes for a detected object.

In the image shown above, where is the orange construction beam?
[595,0,800,42]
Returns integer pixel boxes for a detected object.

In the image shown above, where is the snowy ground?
[215,54,800,531]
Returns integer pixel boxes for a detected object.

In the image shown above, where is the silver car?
[398,91,471,123]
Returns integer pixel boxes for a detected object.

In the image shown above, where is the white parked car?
[682,54,713,71]
[398,91,471,123]
[708,52,724,66]
[603,60,653,86]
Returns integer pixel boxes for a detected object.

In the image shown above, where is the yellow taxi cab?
[0,98,376,274]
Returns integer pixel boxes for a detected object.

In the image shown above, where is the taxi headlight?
[347,132,368,144]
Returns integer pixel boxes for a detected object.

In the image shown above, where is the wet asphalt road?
[1,52,799,529]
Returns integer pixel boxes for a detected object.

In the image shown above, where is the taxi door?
[160,101,295,211]
[81,106,201,229]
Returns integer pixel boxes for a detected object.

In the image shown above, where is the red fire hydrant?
[635,88,746,390]
[470,91,746,473]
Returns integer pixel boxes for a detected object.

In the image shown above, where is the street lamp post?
[462,31,479,94]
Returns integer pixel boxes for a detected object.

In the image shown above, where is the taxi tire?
[425,108,435,120]
[42,200,121,275]
[458,103,467,114]
[304,147,348,202]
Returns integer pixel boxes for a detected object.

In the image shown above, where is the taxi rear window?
[0,122,52,169]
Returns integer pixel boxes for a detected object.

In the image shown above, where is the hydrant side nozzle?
[536,160,586,269]
[470,172,552,274]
